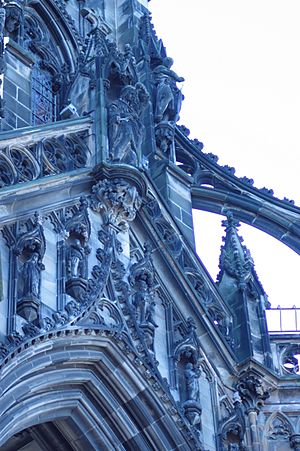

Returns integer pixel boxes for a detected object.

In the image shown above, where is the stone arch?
[0,330,190,450]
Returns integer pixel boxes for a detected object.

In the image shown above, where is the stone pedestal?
[66,278,88,302]
[182,400,202,428]
[17,296,39,322]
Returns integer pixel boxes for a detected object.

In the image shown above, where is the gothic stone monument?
[0,1,299,450]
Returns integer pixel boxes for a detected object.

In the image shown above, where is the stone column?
[247,409,260,451]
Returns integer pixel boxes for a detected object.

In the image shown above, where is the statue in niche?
[153,57,184,124]
[21,251,44,299]
[184,362,201,402]
[108,82,149,165]
[67,236,90,279]
[134,276,153,325]
[119,44,136,81]
[67,238,85,278]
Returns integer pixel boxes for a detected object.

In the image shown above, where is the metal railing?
[266,306,300,334]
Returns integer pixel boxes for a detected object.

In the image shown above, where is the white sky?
[149,1,300,310]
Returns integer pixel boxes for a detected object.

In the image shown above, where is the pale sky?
[150,1,300,311]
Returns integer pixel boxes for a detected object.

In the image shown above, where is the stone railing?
[0,116,93,188]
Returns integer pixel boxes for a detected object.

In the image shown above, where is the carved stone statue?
[145,300,158,327]
[153,57,184,123]
[5,5,22,39]
[22,252,44,299]
[67,238,85,278]
[184,362,200,402]
[134,278,151,325]
[108,82,149,165]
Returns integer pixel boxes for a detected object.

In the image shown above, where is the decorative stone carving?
[7,146,40,181]
[104,42,137,88]
[108,82,149,166]
[130,242,158,354]
[182,359,202,429]
[267,414,292,440]
[236,373,269,412]
[290,434,300,450]
[91,178,142,229]
[281,345,300,375]
[65,197,91,302]
[220,391,246,450]
[4,3,22,41]
[217,210,253,287]
[184,362,200,402]
[145,199,183,259]
[43,133,90,175]
[0,131,90,189]
[155,122,175,158]
[21,252,44,299]
[0,153,17,186]
[3,213,46,323]
[153,57,184,124]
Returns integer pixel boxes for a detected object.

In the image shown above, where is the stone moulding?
[0,327,202,450]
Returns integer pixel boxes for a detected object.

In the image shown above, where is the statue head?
[120,85,137,107]
[163,57,174,69]
[31,252,39,262]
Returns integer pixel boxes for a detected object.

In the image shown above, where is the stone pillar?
[247,409,260,451]
[237,371,270,451]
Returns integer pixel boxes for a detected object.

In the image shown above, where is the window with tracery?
[31,65,56,126]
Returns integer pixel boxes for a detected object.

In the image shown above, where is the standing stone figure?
[133,278,150,325]
[108,82,149,165]
[22,252,43,299]
[184,362,201,402]
[67,239,85,278]
[153,57,184,123]
[145,300,158,327]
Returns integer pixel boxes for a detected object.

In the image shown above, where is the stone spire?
[217,211,272,367]
[217,210,253,290]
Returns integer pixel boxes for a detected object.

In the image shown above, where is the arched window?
[31,64,56,126]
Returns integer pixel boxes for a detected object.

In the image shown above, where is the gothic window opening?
[31,65,56,126]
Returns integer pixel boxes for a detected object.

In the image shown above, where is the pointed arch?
[0,329,192,450]
[265,412,293,442]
